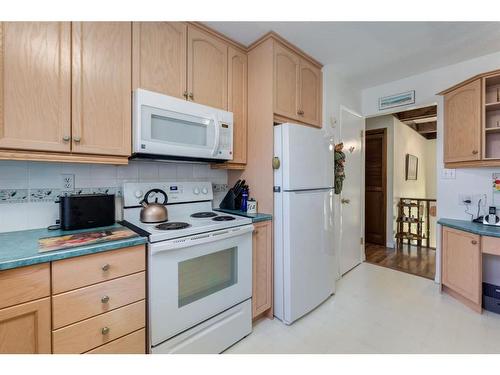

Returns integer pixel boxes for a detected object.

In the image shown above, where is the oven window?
[151,114,208,146]
[178,247,238,307]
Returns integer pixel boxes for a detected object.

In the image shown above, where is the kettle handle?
[141,189,168,205]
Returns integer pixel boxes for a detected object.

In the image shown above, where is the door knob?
[272,157,281,170]
[341,198,350,204]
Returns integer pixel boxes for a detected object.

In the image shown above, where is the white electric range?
[122,181,253,354]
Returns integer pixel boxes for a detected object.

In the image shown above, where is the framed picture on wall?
[406,154,418,180]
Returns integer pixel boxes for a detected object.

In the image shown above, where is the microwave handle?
[212,116,221,156]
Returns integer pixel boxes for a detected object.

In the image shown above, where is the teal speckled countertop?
[438,218,500,238]
[0,224,147,271]
[216,209,272,223]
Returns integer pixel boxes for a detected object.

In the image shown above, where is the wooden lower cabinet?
[252,220,273,320]
[441,226,482,312]
[0,297,51,354]
[0,245,147,354]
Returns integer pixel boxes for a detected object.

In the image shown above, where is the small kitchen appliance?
[473,206,500,226]
[273,123,336,325]
[59,194,115,230]
[122,181,253,354]
[132,89,234,163]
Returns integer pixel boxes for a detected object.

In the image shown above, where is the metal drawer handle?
[101,295,110,304]
[101,263,110,271]
[101,327,110,335]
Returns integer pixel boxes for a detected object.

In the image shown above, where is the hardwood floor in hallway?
[365,243,436,280]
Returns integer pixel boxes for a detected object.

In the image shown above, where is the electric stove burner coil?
[155,222,191,230]
[190,212,218,218]
[212,216,236,221]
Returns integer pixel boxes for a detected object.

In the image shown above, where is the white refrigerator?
[273,123,336,325]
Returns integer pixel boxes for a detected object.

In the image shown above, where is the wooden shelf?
[485,102,500,112]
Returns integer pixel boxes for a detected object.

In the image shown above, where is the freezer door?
[278,188,335,324]
[276,123,334,191]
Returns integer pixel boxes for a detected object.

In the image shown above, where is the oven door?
[148,225,253,347]
[138,104,222,160]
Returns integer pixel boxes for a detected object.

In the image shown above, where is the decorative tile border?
[0,187,122,204]
[0,189,29,204]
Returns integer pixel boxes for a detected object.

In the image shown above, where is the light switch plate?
[442,168,456,179]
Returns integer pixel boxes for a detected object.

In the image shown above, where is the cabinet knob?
[101,263,110,272]
[189,92,194,100]
[101,295,110,304]
[297,109,304,115]
[73,137,81,143]
[62,136,70,142]
[471,240,478,245]
[183,91,188,99]
[472,150,478,155]
[101,327,110,335]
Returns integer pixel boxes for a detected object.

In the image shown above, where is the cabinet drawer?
[482,236,500,256]
[0,263,50,309]
[52,272,146,329]
[52,300,145,354]
[85,328,146,354]
[52,245,145,294]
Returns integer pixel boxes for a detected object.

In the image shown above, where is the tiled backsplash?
[0,160,228,233]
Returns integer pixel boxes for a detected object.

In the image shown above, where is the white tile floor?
[226,262,500,354]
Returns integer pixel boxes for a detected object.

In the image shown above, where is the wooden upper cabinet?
[228,47,247,165]
[442,227,481,309]
[187,26,228,110]
[273,43,300,120]
[298,59,322,127]
[0,297,51,354]
[72,22,132,156]
[443,79,481,163]
[0,22,71,152]
[132,22,187,99]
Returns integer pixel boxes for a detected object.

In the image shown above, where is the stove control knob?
[134,190,143,198]
[202,187,208,194]
[193,187,200,195]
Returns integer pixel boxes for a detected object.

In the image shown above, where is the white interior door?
[339,106,365,275]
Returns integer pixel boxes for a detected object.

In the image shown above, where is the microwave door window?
[150,114,209,147]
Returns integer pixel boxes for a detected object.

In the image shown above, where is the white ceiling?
[205,22,500,88]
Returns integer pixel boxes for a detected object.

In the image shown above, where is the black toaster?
[59,194,115,230]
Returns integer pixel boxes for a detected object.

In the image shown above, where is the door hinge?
[360,130,364,138]
[360,237,364,245]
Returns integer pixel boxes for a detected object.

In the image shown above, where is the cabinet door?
[187,26,227,109]
[442,227,481,307]
[132,22,187,99]
[0,298,51,354]
[0,22,71,152]
[72,22,132,156]
[298,59,322,127]
[252,221,273,319]
[228,47,247,165]
[273,42,300,121]
[444,79,481,163]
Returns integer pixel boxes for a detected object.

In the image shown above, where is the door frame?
[364,128,387,246]
[338,105,365,277]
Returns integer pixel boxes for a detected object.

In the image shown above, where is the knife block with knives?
[219,179,248,210]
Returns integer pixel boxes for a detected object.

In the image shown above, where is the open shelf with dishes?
[484,74,500,159]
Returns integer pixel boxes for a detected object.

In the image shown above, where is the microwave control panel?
[218,122,233,157]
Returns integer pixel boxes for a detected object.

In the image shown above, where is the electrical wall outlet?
[61,174,75,192]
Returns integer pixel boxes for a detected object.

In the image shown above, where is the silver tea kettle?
[140,189,168,223]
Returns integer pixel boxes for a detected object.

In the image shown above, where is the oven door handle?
[151,224,255,254]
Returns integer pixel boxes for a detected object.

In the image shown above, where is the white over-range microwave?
[132,89,233,162]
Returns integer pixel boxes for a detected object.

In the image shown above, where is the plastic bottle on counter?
[240,188,248,212]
